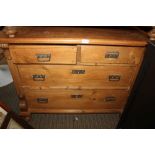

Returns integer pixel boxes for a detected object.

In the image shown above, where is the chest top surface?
[0,27,148,46]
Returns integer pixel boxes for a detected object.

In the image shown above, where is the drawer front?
[10,45,77,64]
[81,45,145,65]
[24,89,129,109]
[18,65,136,89]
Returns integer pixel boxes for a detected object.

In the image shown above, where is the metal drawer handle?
[36,54,51,62]
[37,98,48,103]
[109,75,121,81]
[32,74,46,81]
[72,70,85,74]
[105,96,116,102]
[71,95,83,99]
[105,51,119,59]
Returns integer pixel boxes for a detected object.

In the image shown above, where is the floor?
[0,83,120,129]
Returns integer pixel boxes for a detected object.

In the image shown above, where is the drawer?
[24,89,129,110]
[9,45,77,64]
[18,65,136,89]
[80,45,145,65]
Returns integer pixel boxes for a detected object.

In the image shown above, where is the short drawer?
[80,45,145,65]
[18,65,136,89]
[9,45,77,64]
[24,89,129,110]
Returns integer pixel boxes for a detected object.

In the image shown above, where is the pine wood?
[0,27,148,46]
[80,45,145,65]
[17,65,136,89]
[0,27,148,117]
[10,45,77,64]
[24,89,129,110]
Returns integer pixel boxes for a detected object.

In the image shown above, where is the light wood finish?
[10,45,77,64]
[24,89,129,110]
[0,27,148,46]
[0,27,148,117]
[17,65,136,89]
[80,45,145,65]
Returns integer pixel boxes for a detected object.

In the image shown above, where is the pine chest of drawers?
[0,27,148,118]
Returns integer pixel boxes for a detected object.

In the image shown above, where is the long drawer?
[9,45,77,64]
[80,45,144,65]
[17,65,136,89]
[24,89,129,110]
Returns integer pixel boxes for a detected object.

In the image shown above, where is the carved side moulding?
[0,43,9,49]
[19,94,28,112]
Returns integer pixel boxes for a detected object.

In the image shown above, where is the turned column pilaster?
[148,26,155,41]
[3,26,17,38]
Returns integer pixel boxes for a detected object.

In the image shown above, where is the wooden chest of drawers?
[0,27,148,118]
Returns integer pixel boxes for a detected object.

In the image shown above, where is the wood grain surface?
[0,27,148,46]
[0,27,147,116]
[17,65,136,89]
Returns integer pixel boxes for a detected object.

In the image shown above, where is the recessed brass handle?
[105,51,119,59]
[36,54,51,62]
[109,75,121,81]
[105,96,116,102]
[32,74,46,81]
[37,98,48,103]
[72,70,85,74]
[71,95,83,99]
